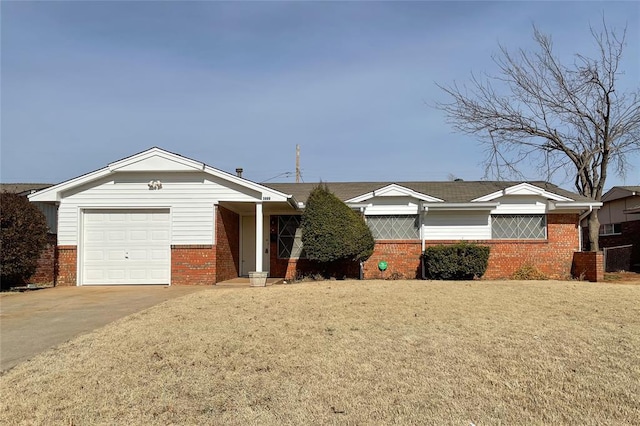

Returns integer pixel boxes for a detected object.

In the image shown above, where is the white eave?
[422,202,500,211]
[28,147,294,204]
[549,201,602,211]
[346,183,443,203]
[472,182,573,202]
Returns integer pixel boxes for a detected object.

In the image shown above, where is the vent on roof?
[236,168,243,178]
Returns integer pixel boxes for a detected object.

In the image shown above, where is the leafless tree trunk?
[436,20,640,251]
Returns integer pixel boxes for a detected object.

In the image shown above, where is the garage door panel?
[82,209,170,285]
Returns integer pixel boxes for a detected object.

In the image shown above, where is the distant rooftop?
[0,183,54,196]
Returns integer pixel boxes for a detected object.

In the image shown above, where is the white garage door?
[82,209,170,285]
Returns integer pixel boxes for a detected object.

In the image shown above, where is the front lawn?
[1,280,638,425]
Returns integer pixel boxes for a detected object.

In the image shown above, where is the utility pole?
[295,144,301,183]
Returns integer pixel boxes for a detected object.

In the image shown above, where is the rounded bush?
[301,184,374,264]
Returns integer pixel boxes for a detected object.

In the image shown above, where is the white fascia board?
[549,201,602,211]
[202,165,292,203]
[423,202,499,211]
[346,184,443,203]
[108,147,205,172]
[28,167,112,202]
[472,183,573,202]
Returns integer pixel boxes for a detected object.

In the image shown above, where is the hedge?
[422,243,490,280]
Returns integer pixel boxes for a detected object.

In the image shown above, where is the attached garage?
[81,209,170,285]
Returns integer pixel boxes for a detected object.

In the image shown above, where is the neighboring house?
[28,147,602,286]
[1,183,57,284]
[588,186,640,272]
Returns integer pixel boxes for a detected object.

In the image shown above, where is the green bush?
[1,192,49,289]
[422,243,490,280]
[301,184,375,265]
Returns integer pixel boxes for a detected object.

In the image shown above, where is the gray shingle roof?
[264,181,594,204]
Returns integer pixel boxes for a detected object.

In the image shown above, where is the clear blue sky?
[1,1,638,190]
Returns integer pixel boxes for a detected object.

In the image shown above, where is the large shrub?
[1,192,49,288]
[422,243,490,280]
[301,184,374,265]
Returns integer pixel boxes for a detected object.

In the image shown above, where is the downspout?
[578,205,593,252]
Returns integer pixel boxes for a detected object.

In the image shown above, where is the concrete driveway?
[0,285,207,372]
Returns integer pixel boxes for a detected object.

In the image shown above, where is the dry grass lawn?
[1,280,639,425]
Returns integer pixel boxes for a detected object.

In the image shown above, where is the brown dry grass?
[1,280,639,425]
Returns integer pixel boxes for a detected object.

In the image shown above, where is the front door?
[241,216,256,275]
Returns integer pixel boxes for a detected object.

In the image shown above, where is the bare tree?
[437,20,640,251]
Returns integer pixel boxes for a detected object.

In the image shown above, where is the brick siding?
[56,246,77,286]
[572,251,604,282]
[215,206,240,282]
[30,234,58,284]
[170,245,216,285]
[272,213,581,281]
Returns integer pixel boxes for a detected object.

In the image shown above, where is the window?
[599,223,621,236]
[277,215,306,258]
[367,215,420,240]
[491,215,546,239]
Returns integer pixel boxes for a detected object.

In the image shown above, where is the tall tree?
[437,20,640,251]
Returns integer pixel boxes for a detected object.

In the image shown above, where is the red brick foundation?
[30,234,58,284]
[572,251,604,282]
[215,206,240,282]
[170,245,216,285]
[56,246,77,286]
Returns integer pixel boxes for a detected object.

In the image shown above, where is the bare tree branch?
[435,19,640,251]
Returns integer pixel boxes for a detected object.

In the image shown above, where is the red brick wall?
[363,240,422,279]
[423,214,578,280]
[56,245,77,286]
[215,206,240,282]
[170,245,216,285]
[271,213,580,280]
[572,251,604,282]
[30,234,57,284]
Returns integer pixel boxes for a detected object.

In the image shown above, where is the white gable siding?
[422,211,491,240]
[363,196,420,215]
[490,196,548,214]
[56,171,261,245]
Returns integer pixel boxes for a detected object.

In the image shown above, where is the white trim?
[550,201,602,210]
[472,183,574,202]
[255,202,263,273]
[28,147,294,204]
[346,184,443,203]
[423,202,499,211]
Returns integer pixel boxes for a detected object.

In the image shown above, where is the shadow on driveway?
[0,286,208,372]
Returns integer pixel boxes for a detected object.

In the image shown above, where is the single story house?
[28,147,603,285]
[584,186,640,272]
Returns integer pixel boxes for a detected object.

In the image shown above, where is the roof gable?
[345,184,443,203]
[602,186,640,203]
[471,183,573,202]
[109,147,205,172]
[28,147,292,203]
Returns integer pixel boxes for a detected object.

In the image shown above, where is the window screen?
[491,215,546,239]
[277,215,306,258]
[367,215,420,240]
